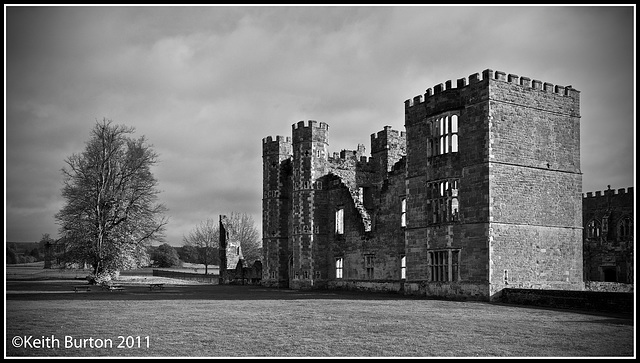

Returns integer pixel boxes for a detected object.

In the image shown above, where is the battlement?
[291,119,329,144]
[292,120,329,130]
[371,125,407,140]
[370,126,407,157]
[262,135,292,155]
[330,152,372,165]
[262,135,292,144]
[583,186,634,198]
[405,68,580,109]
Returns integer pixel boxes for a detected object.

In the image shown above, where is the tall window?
[587,219,601,238]
[431,114,459,156]
[618,217,633,239]
[401,197,407,227]
[335,258,343,279]
[400,255,406,280]
[428,249,460,282]
[335,207,344,235]
[365,255,375,279]
[427,179,459,224]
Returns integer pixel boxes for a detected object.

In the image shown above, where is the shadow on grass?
[6,280,421,301]
[569,317,635,326]
[6,279,634,323]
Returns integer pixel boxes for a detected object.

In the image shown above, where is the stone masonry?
[262,69,584,301]
[582,186,634,284]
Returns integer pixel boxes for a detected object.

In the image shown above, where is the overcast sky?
[5,5,636,246]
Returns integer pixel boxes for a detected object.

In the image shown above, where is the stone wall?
[582,187,634,283]
[500,288,633,315]
[262,68,589,302]
[153,269,219,284]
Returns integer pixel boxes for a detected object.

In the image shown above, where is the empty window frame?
[365,255,375,279]
[427,179,459,224]
[428,249,460,282]
[335,257,344,279]
[587,219,601,238]
[335,207,344,235]
[618,217,633,239]
[401,197,407,227]
[431,113,459,156]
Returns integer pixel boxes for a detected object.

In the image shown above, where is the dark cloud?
[5,5,635,245]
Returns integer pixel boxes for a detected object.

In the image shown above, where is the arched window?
[618,217,633,239]
[587,219,601,238]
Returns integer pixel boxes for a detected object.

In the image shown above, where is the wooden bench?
[101,283,125,292]
[148,283,165,290]
[73,285,91,293]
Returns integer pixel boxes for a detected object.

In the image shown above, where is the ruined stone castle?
[582,186,634,284]
[261,69,584,301]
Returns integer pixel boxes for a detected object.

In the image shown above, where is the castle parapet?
[292,120,329,130]
[262,135,292,155]
[291,119,329,144]
[262,135,291,144]
[583,186,634,198]
[405,68,581,109]
[371,125,407,140]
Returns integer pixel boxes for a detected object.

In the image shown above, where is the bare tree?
[182,218,219,274]
[55,118,168,282]
[183,212,262,273]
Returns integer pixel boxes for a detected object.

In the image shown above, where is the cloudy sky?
[5,5,635,246]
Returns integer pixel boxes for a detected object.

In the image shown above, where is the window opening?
[428,249,460,282]
[335,207,344,235]
[365,255,375,279]
[401,198,407,227]
[335,258,343,279]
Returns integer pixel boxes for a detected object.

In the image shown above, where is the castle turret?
[290,120,329,288]
[371,126,406,174]
[404,69,583,300]
[262,135,292,287]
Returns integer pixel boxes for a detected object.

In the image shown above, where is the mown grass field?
[5,264,636,358]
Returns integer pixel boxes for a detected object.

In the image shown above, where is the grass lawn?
[5,266,636,358]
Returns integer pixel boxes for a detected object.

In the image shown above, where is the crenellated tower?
[262,135,292,287]
[404,69,583,300]
[260,68,590,302]
[290,120,329,289]
[370,125,407,175]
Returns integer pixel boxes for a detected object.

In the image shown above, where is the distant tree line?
[7,235,261,270]
[6,234,54,264]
